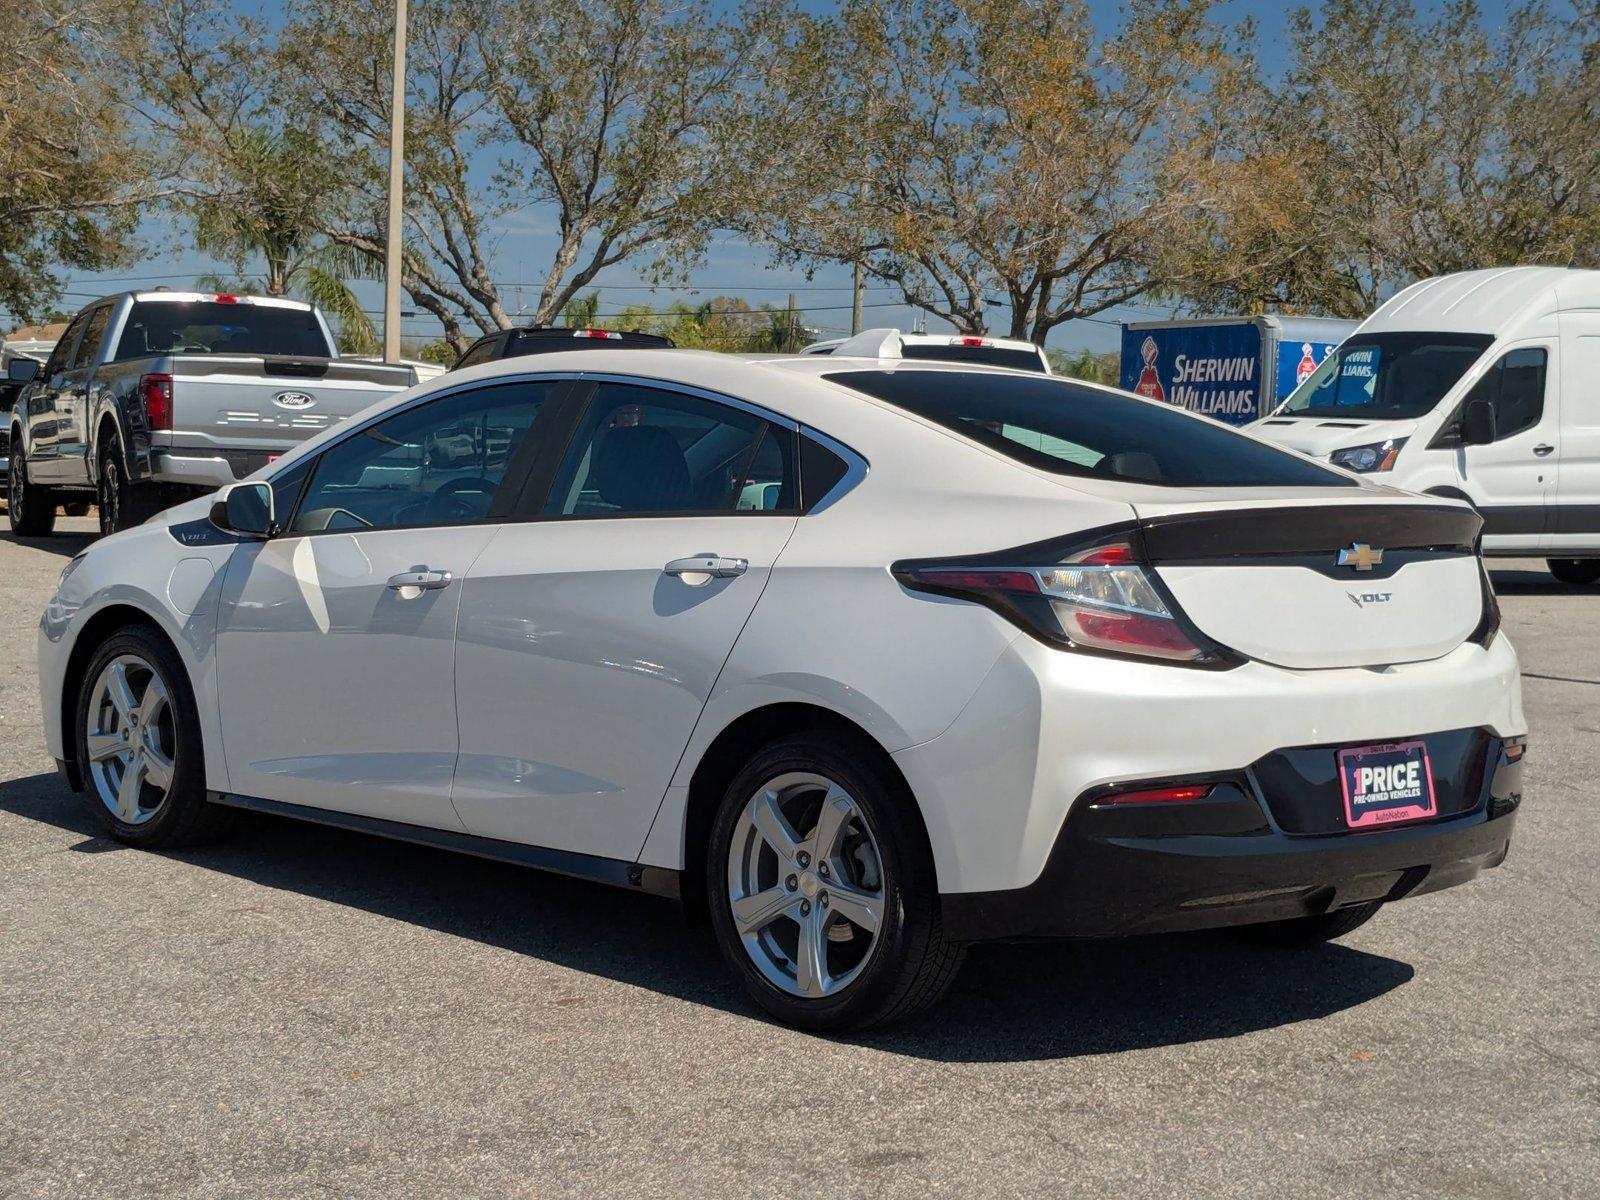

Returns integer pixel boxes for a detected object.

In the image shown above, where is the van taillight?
[140,374,173,430]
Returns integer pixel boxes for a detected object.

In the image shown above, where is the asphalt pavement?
[1,516,1595,1198]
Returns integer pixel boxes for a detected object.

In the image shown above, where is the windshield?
[114,301,330,360]
[1276,332,1492,420]
[830,369,1355,488]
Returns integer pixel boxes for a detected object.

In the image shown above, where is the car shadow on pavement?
[1489,566,1599,596]
[1,772,1414,1062]
[0,527,98,559]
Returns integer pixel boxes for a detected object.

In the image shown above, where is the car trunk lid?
[1133,495,1487,669]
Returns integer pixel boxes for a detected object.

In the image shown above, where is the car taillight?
[140,374,173,430]
[211,293,239,304]
[894,538,1234,667]
[574,328,622,339]
[1102,783,1214,805]
[954,336,989,346]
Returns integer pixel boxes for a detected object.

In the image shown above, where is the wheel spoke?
[134,673,168,732]
[810,785,856,859]
[793,911,830,997]
[731,886,796,936]
[85,731,124,763]
[749,789,801,862]
[141,745,175,792]
[115,752,144,820]
[826,880,883,934]
[104,661,137,726]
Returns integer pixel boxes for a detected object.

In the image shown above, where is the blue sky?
[43,0,1532,353]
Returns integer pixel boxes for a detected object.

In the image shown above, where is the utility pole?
[381,0,409,365]
[851,180,868,335]
[785,292,798,352]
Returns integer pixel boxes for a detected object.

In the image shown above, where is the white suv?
[801,327,1051,372]
[38,351,1525,1030]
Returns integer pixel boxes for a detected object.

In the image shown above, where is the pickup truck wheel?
[97,435,154,536]
[7,444,57,537]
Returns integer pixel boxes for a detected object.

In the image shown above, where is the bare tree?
[731,0,1294,342]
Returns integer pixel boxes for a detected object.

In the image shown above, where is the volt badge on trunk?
[273,391,315,410]
[1347,591,1393,608]
[1337,542,1384,571]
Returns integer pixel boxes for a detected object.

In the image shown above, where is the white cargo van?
[1252,267,1600,584]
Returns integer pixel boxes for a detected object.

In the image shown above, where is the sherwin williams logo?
[273,391,315,410]
[1133,336,1165,402]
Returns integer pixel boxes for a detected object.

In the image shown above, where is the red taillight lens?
[211,293,239,304]
[1104,783,1214,805]
[1503,737,1525,763]
[955,336,989,347]
[895,539,1228,666]
[140,373,173,430]
[574,328,622,340]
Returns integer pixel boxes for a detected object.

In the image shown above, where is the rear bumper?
[150,448,274,487]
[941,741,1522,942]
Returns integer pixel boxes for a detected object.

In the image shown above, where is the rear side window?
[114,301,328,360]
[544,383,797,516]
[902,344,1046,372]
[452,337,501,370]
[831,369,1357,488]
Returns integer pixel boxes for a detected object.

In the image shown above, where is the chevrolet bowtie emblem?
[1338,543,1384,572]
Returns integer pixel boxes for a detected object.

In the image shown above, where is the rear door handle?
[386,568,454,591]
[664,555,748,580]
[1532,444,1554,457]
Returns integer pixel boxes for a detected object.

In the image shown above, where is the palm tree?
[191,126,379,353]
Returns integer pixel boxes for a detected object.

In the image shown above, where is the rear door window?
[69,306,112,370]
[831,369,1357,488]
[543,383,797,516]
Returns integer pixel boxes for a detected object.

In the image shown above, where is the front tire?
[1547,558,1600,586]
[8,443,57,537]
[706,732,964,1032]
[74,624,230,848]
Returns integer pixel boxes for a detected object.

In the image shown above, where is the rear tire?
[1228,901,1382,947]
[7,442,57,537]
[706,731,964,1032]
[1547,558,1600,586]
[73,624,231,848]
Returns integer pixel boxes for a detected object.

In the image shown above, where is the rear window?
[830,369,1357,488]
[114,301,329,361]
[902,344,1045,372]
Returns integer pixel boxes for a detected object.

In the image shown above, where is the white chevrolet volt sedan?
[36,350,1526,1030]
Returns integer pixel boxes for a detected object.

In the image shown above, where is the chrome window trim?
[573,371,801,432]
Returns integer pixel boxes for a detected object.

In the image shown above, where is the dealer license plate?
[1337,740,1437,829]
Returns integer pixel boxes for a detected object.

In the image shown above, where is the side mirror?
[209,481,275,538]
[1461,398,1497,446]
[6,358,40,384]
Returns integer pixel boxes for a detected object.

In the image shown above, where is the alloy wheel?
[84,654,177,825]
[9,451,23,523]
[726,771,887,999]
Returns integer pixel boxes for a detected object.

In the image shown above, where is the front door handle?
[387,568,454,591]
[1532,443,1554,457]
[664,555,748,581]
